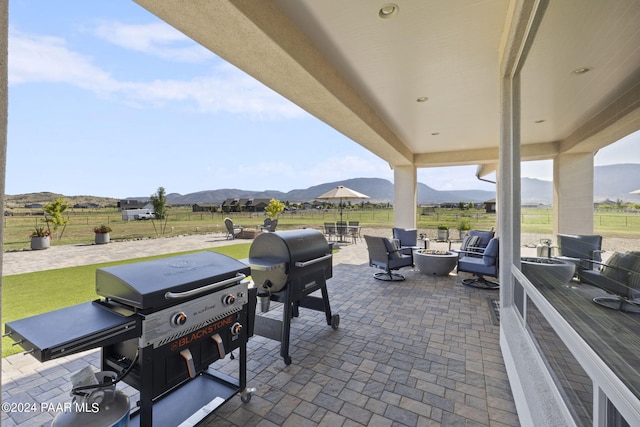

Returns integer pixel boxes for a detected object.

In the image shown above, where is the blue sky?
[7,1,639,199]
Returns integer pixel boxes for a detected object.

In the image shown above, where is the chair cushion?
[631,255,640,291]
[383,238,401,260]
[557,234,602,261]
[460,235,480,251]
[483,238,499,266]
[393,228,418,247]
[468,230,494,248]
[601,252,636,282]
[459,256,497,276]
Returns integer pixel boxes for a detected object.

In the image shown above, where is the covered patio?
[1,235,518,426]
[1,0,639,425]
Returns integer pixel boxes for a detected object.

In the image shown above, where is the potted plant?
[437,225,449,241]
[93,224,112,244]
[263,199,285,232]
[457,218,471,239]
[30,227,51,250]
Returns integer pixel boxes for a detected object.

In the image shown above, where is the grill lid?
[246,229,331,292]
[96,251,250,310]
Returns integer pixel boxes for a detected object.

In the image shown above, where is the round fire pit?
[414,250,458,276]
[521,257,575,288]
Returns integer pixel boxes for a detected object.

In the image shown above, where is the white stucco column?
[553,153,594,236]
[393,165,417,229]
[499,73,521,306]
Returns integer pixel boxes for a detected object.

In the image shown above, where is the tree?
[150,187,168,235]
[150,187,168,220]
[43,198,71,240]
[264,198,285,219]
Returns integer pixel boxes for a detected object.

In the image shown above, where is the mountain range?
[7,164,639,207]
[154,163,639,205]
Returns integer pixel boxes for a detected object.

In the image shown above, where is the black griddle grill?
[5,251,257,427]
[244,229,339,365]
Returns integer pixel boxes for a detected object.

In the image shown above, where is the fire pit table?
[521,257,575,288]
[413,250,458,276]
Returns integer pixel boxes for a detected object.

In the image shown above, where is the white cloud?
[9,27,305,119]
[92,21,212,63]
[8,28,120,92]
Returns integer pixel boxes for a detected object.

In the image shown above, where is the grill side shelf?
[4,300,140,362]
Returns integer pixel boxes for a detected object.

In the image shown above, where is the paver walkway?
[1,231,520,426]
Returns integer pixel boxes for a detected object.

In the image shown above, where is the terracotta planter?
[30,236,50,250]
[95,232,110,244]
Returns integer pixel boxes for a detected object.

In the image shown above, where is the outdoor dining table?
[325,223,361,243]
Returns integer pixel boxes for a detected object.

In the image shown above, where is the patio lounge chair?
[554,234,603,273]
[348,221,361,243]
[453,229,495,256]
[260,218,272,231]
[224,217,242,239]
[364,235,414,281]
[457,237,499,289]
[324,223,337,241]
[392,227,420,255]
[578,251,640,313]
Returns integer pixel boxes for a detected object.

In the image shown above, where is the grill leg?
[320,282,333,326]
[280,287,293,365]
[139,345,154,427]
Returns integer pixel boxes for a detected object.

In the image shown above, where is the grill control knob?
[230,322,242,336]
[222,294,236,305]
[171,312,187,326]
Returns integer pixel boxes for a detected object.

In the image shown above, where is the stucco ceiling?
[133,0,640,171]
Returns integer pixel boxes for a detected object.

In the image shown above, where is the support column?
[553,153,594,236]
[393,166,417,229]
[499,73,521,308]
[0,0,8,394]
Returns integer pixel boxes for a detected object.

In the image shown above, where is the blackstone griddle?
[5,251,257,427]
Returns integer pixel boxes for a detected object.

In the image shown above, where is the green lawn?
[2,244,250,358]
[5,206,640,251]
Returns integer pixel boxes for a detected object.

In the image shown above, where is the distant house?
[484,198,496,213]
[192,203,219,213]
[73,202,100,209]
[246,198,270,212]
[24,203,43,209]
[439,202,459,209]
[221,198,271,213]
[118,199,148,211]
[221,198,241,213]
[594,199,618,209]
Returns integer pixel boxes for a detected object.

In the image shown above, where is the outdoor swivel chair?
[554,234,603,273]
[364,235,414,281]
[457,237,499,289]
[392,227,420,255]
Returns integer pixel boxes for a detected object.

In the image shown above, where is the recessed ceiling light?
[416,96,428,103]
[379,4,399,19]
[534,119,546,123]
[572,67,591,75]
